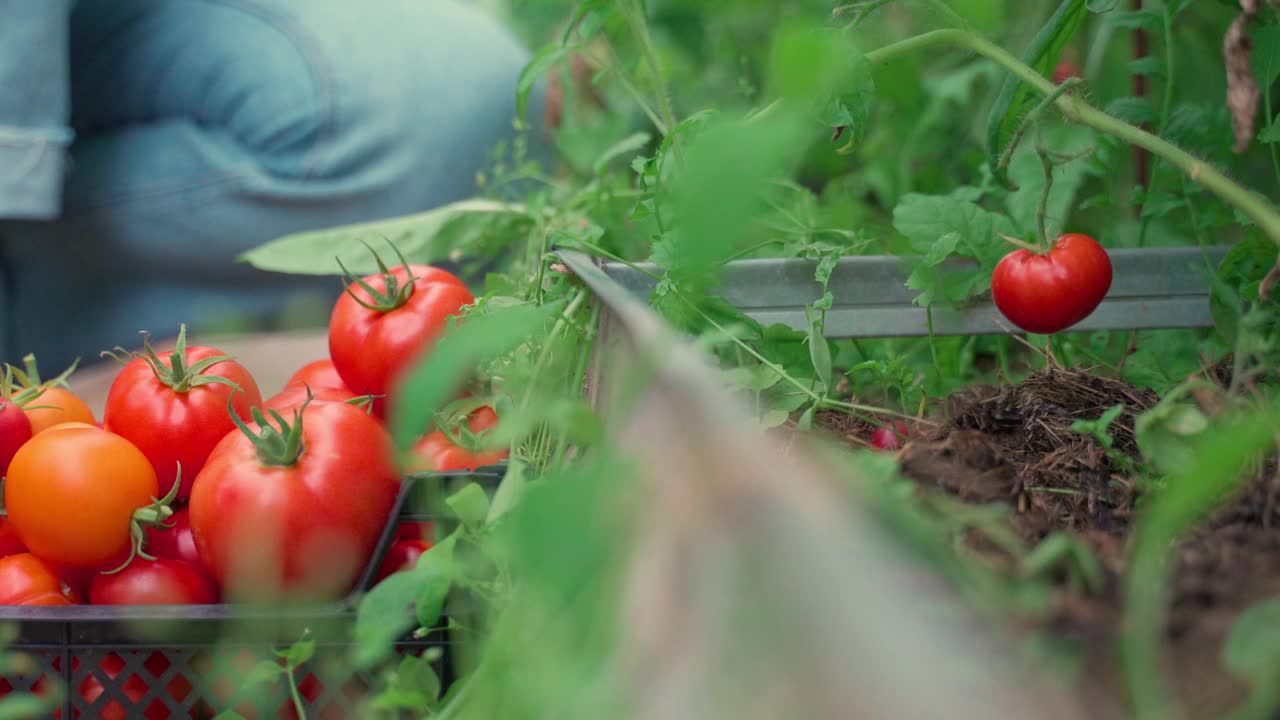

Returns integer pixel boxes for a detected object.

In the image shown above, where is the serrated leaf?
[274,636,316,668]
[446,483,491,530]
[892,193,1016,265]
[240,199,527,275]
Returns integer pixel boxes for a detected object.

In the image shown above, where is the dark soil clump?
[816,366,1279,719]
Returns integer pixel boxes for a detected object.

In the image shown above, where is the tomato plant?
[991,234,1113,335]
[189,399,401,601]
[103,325,263,500]
[89,557,218,605]
[5,423,173,570]
[328,247,474,416]
[0,553,78,605]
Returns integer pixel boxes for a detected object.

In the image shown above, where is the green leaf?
[242,660,284,690]
[893,193,1016,265]
[1105,96,1156,125]
[487,456,529,524]
[0,694,61,720]
[593,132,653,175]
[211,713,249,720]
[1258,121,1280,143]
[1252,23,1280,88]
[1006,126,1095,234]
[415,536,457,628]
[396,654,442,706]
[239,199,527,275]
[1128,57,1164,77]
[1110,9,1160,29]
[274,635,315,668]
[985,0,1088,186]
[353,571,430,669]
[804,306,833,392]
[391,301,560,453]
[446,483,491,530]
[517,44,569,122]
[1136,398,1212,476]
[1225,597,1280,680]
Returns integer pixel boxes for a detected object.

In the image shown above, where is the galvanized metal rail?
[597,245,1232,337]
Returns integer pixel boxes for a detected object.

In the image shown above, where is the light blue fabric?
[0,0,541,369]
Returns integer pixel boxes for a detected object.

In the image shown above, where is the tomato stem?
[230,390,309,467]
[103,468,181,575]
[996,233,1044,254]
[336,239,417,313]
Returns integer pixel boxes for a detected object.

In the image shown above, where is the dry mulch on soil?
[817,365,1280,720]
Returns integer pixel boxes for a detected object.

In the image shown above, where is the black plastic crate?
[0,467,505,719]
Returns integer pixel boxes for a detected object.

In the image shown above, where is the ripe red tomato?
[143,507,203,568]
[375,539,433,583]
[89,558,218,605]
[189,401,401,602]
[0,519,25,557]
[262,383,362,414]
[407,405,507,472]
[991,233,1112,335]
[1052,59,1080,84]
[103,326,263,500]
[328,261,474,416]
[870,421,910,451]
[5,424,166,570]
[286,359,352,393]
[0,553,78,605]
[0,400,32,477]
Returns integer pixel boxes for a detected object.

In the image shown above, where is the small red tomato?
[103,325,263,500]
[328,254,474,418]
[408,405,508,472]
[870,421,910,451]
[1053,59,1080,84]
[143,507,203,568]
[991,233,1112,335]
[189,401,401,602]
[0,400,32,477]
[285,359,352,394]
[375,539,433,583]
[0,553,79,605]
[89,557,218,605]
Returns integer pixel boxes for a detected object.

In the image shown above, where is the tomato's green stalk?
[1035,144,1055,249]
[336,239,417,313]
[230,391,309,467]
[866,29,1280,248]
[113,325,244,394]
[619,0,677,135]
[103,474,181,575]
[994,77,1082,182]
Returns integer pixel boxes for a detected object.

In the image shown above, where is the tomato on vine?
[991,233,1112,335]
[5,423,175,571]
[328,244,474,417]
[189,396,400,602]
[103,325,263,500]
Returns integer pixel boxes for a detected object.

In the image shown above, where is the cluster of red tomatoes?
[0,257,506,608]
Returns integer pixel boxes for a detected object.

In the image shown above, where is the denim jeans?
[0,0,539,370]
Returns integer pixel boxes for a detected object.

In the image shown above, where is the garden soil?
[818,365,1280,720]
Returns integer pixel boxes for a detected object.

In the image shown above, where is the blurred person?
[0,0,544,370]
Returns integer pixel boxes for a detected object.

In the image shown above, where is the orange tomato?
[5,424,162,569]
[23,386,96,434]
[0,553,79,605]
